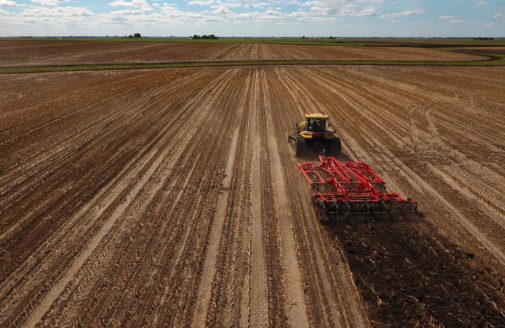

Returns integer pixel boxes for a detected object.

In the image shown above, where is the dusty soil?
[0,66,504,327]
[0,41,482,67]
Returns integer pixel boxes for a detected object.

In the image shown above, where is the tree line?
[191,34,218,39]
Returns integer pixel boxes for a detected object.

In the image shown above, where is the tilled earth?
[0,66,504,327]
[332,218,505,327]
[0,41,482,67]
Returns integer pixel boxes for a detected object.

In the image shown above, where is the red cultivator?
[298,156,417,222]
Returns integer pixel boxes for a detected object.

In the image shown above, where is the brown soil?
[332,218,505,327]
[0,66,504,327]
[0,41,482,67]
[459,47,505,54]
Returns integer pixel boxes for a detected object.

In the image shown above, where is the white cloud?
[302,1,379,17]
[381,9,423,20]
[440,15,464,24]
[0,5,94,30]
[0,0,502,37]
[24,6,93,18]
[288,10,338,23]
[472,22,494,28]
[235,9,284,21]
[31,0,70,6]
[0,0,21,7]
[355,7,376,17]
[109,0,151,9]
[100,2,224,25]
[212,5,234,15]
[244,2,269,9]
[188,0,216,5]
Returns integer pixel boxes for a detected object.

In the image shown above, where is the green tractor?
[288,113,341,157]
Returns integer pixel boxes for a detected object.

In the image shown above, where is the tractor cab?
[299,113,329,133]
[305,113,328,132]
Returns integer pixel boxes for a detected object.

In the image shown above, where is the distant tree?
[128,35,133,38]
[134,33,141,38]
[191,34,217,40]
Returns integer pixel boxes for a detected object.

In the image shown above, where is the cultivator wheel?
[298,156,418,223]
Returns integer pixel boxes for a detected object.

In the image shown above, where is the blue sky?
[0,0,503,37]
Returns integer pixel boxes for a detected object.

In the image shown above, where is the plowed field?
[1,66,504,327]
[0,41,482,67]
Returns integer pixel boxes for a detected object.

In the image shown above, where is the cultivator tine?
[299,156,417,224]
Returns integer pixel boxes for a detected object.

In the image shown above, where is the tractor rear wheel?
[326,138,341,156]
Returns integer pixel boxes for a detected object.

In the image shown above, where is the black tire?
[326,138,341,156]
[295,137,306,157]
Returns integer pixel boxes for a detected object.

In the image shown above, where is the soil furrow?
[1,65,504,327]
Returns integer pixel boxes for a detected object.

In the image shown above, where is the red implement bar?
[298,156,417,221]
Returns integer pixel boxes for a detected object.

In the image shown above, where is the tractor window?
[307,118,325,132]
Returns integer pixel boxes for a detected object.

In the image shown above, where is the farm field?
[1,66,505,327]
[0,40,484,67]
[460,47,505,54]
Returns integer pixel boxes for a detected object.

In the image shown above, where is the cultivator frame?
[298,156,417,222]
